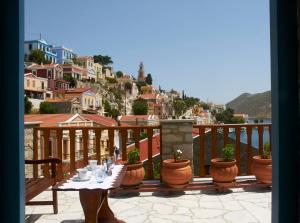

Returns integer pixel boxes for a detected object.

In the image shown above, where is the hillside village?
[24,37,228,125]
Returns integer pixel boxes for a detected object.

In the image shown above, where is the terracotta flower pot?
[209,158,238,191]
[251,156,272,184]
[161,159,192,188]
[121,162,145,187]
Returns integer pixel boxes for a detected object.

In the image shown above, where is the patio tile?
[223,210,259,223]
[25,187,271,223]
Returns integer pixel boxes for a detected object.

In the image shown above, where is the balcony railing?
[32,125,161,180]
[31,123,271,183]
[193,123,272,177]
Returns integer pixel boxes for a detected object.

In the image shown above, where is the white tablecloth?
[59,164,124,190]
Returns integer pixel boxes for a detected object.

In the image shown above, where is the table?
[53,165,126,223]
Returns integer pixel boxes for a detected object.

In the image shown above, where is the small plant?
[128,148,140,164]
[222,144,234,161]
[173,148,184,162]
[261,142,271,159]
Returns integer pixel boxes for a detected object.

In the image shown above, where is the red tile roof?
[119,115,150,122]
[28,64,60,69]
[127,134,161,162]
[45,98,67,102]
[81,114,117,127]
[24,114,75,127]
[139,94,156,100]
[65,88,91,94]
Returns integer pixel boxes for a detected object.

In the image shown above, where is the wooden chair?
[25,158,61,214]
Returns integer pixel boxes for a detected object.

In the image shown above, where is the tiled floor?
[25,186,271,223]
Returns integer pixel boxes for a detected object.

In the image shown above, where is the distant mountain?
[226,91,271,118]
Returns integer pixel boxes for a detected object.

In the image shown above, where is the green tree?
[110,108,120,119]
[145,73,153,85]
[132,99,148,115]
[184,96,200,108]
[231,116,245,124]
[136,81,147,91]
[124,82,132,91]
[173,99,187,116]
[27,49,51,64]
[199,102,210,110]
[103,100,111,116]
[71,55,81,65]
[24,96,32,114]
[106,77,117,83]
[116,71,124,78]
[39,102,57,114]
[63,74,76,88]
[215,108,243,124]
[93,55,113,66]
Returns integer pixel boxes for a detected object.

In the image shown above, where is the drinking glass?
[95,167,105,183]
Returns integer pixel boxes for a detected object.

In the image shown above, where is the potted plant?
[121,148,145,187]
[209,144,238,192]
[161,148,192,188]
[251,142,272,184]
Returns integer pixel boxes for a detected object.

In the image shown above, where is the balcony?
[25,121,272,223]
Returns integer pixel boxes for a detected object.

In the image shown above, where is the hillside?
[226,91,271,118]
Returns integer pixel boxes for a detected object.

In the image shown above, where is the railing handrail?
[193,123,271,128]
[35,125,161,131]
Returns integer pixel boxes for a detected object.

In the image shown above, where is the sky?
[25,0,270,104]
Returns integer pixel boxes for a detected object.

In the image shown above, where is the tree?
[136,81,147,91]
[39,102,57,114]
[145,73,153,85]
[173,99,187,116]
[110,108,120,119]
[93,55,113,66]
[27,49,51,64]
[132,99,148,115]
[124,82,132,92]
[184,96,200,108]
[106,77,117,83]
[63,74,76,88]
[116,71,124,78]
[103,100,111,116]
[199,102,210,110]
[214,108,243,124]
[24,96,32,114]
[231,116,245,124]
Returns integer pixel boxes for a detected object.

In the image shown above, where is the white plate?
[71,176,90,182]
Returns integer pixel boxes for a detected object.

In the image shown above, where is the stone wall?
[160,119,194,165]
[24,123,41,178]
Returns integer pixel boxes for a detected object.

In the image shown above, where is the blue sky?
[25,0,270,104]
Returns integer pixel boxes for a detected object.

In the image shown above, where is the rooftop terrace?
[24,121,272,223]
[26,185,271,223]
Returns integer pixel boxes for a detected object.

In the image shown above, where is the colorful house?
[24,39,57,63]
[76,56,96,81]
[24,73,52,100]
[51,45,76,64]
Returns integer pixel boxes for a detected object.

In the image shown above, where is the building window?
[29,44,32,50]
[41,81,44,89]
[32,80,35,88]
[26,80,30,87]
[47,70,52,78]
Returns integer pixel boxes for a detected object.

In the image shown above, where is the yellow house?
[24,73,52,100]
[93,63,103,81]
[76,56,96,81]
[64,88,97,113]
